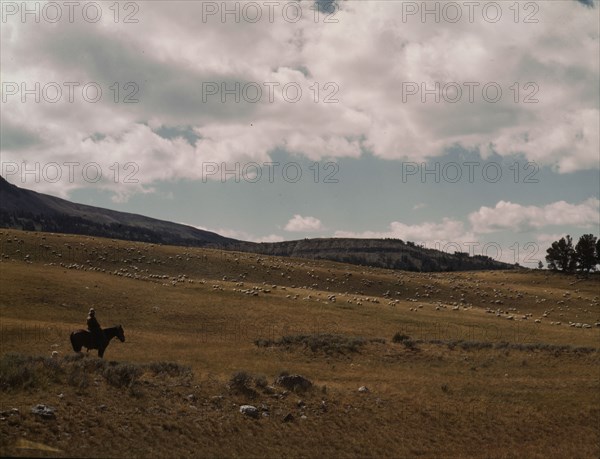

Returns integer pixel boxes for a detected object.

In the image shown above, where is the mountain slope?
[0,177,236,247]
[232,237,511,272]
[0,177,514,271]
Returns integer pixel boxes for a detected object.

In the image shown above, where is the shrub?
[254,375,268,389]
[459,341,493,351]
[0,354,37,390]
[0,354,62,391]
[63,353,85,363]
[402,339,418,350]
[255,334,383,355]
[392,333,410,343]
[229,371,257,398]
[1,353,195,394]
[102,363,142,388]
[146,361,192,377]
[67,366,89,389]
[275,373,313,393]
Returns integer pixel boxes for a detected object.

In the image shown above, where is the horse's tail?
[70,332,81,352]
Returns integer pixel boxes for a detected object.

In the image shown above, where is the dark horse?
[70,325,125,358]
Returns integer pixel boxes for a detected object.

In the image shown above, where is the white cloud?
[284,215,323,232]
[334,218,476,245]
[469,198,600,233]
[332,198,599,265]
[1,1,597,200]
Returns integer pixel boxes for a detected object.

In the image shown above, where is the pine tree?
[545,235,576,273]
[575,234,598,272]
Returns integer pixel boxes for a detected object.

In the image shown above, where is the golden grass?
[0,229,599,458]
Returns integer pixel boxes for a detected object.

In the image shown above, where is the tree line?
[543,234,599,273]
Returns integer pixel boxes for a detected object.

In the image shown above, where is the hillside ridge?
[0,177,514,272]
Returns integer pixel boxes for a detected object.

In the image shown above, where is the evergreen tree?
[575,234,598,272]
[545,235,576,273]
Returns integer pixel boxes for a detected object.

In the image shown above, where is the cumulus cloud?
[284,215,323,232]
[334,218,476,245]
[469,198,600,233]
[332,197,599,263]
[1,1,597,200]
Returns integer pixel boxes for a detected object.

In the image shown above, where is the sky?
[1,0,599,267]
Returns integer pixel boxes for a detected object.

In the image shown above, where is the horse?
[70,325,125,358]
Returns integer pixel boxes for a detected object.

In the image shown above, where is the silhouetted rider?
[87,308,105,349]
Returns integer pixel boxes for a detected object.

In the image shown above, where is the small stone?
[358,386,369,393]
[30,404,56,419]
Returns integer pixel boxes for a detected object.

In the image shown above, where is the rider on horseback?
[87,308,105,349]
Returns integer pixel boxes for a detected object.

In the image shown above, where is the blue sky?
[1,0,599,267]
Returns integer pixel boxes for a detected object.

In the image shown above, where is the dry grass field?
[0,229,599,458]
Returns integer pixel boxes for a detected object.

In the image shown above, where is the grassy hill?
[233,237,512,272]
[0,229,599,458]
[0,176,236,247]
[0,176,514,272]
